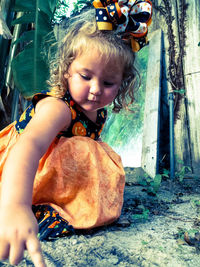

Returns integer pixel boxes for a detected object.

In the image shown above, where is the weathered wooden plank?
[174,97,191,167]
[149,1,191,173]
[183,0,200,173]
[160,1,191,172]
[171,0,192,171]
[156,0,191,171]
[141,29,162,178]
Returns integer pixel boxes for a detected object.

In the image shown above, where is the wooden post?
[172,0,192,171]
[141,29,162,178]
[183,0,200,173]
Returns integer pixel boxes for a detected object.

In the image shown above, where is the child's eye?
[104,81,114,87]
[80,74,91,80]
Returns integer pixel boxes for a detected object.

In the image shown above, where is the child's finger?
[9,240,24,265]
[26,235,46,267]
[0,241,10,260]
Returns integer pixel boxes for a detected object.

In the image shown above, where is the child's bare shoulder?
[34,96,71,128]
[35,95,69,113]
[22,96,72,148]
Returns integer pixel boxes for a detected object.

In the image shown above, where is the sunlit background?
[101,47,149,167]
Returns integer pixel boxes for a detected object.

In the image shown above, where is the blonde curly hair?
[47,9,139,112]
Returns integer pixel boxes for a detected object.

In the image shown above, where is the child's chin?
[83,102,102,111]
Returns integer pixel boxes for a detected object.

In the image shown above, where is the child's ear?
[64,73,69,79]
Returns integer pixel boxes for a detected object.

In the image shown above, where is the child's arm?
[0,97,71,266]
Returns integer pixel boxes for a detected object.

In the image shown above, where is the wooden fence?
[183,0,200,174]
[145,0,200,176]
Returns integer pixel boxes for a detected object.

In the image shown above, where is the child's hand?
[0,204,46,267]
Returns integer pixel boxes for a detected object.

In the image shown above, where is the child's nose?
[90,81,102,95]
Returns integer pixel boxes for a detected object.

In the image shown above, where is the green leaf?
[163,168,170,175]
[13,0,57,18]
[34,0,42,91]
[11,0,57,98]
[152,174,162,192]
[12,46,49,97]
[162,173,169,178]
[173,89,185,95]
[12,31,35,46]
[12,11,52,36]
[176,158,184,165]
[13,0,35,12]
[185,166,192,172]
[38,0,57,18]
[11,13,35,25]
[36,11,53,36]
[132,208,149,221]
[78,0,89,3]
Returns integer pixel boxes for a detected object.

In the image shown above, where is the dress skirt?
[0,122,125,229]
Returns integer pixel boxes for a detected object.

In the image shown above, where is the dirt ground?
[1,167,200,267]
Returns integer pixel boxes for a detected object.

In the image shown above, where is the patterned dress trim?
[32,205,74,240]
[15,91,52,134]
[59,90,107,140]
[15,90,107,141]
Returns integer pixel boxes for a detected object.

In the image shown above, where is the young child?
[0,2,152,266]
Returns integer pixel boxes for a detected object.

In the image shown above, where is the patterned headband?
[93,0,152,52]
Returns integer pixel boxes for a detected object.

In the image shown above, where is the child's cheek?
[104,89,118,103]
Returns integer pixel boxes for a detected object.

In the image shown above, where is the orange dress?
[0,91,125,231]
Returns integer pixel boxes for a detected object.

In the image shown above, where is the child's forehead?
[76,48,123,70]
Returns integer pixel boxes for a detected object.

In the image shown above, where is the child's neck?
[80,108,97,123]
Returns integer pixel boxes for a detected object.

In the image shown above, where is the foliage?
[174,158,192,182]
[69,0,93,17]
[138,173,162,195]
[161,168,170,179]
[54,0,93,23]
[161,157,192,183]
[11,0,57,98]
[132,206,149,221]
[173,89,185,95]
[53,0,69,23]
[175,165,192,182]
[10,0,94,98]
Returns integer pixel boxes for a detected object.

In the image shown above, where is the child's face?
[65,49,123,113]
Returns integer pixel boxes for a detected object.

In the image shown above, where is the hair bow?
[93,0,152,52]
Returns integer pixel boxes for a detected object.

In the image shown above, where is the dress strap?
[15,91,52,134]
[32,91,52,108]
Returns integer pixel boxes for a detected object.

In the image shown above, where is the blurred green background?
[101,46,149,167]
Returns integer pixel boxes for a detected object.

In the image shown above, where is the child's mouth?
[88,96,100,102]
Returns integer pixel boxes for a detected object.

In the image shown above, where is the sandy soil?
[1,168,200,267]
